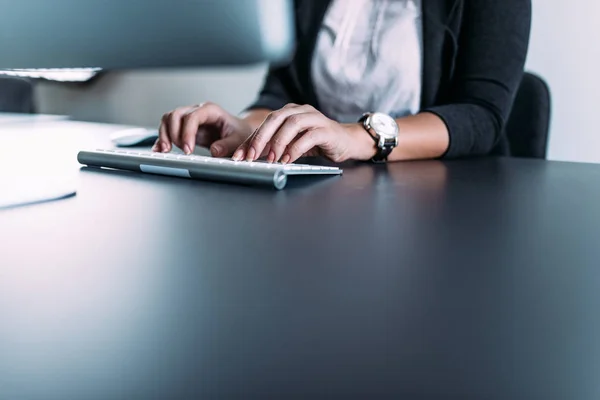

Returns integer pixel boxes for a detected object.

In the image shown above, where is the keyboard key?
[283,165,303,171]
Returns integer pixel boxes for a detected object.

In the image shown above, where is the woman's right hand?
[154,102,255,157]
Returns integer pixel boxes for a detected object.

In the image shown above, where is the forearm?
[346,112,450,162]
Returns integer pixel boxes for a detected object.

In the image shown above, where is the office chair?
[505,72,551,159]
[0,76,35,113]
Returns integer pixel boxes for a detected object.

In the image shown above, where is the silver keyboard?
[77,149,342,190]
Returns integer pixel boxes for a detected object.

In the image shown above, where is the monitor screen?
[0,0,294,69]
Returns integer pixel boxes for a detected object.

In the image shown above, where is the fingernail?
[184,144,191,155]
[161,142,169,153]
[281,154,291,164]
[246,147,256,161]
[211,145,221,156]
[267,150,275,163]
[152,144,158,152]
[232,148,244,161]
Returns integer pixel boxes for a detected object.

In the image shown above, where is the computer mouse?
[110,128,159,147]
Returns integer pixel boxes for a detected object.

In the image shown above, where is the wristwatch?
[358,112,399,163]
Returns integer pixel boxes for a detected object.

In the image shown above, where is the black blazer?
[247,0,532,158]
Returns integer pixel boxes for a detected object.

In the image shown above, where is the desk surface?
[1,121,600,399]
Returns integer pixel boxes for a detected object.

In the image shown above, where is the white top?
[311,0,423,123]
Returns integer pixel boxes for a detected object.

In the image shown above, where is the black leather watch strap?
[372,138,395,163]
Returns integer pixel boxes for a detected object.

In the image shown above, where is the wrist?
[343,123,377,161]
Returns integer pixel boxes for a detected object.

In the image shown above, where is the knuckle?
[286,114,302,127]
[266,110,281,122]
[164,111,178,124]
[169,111,182,125]
[201,102,219,113]
[181,111,195,124]
[173,107,190,117]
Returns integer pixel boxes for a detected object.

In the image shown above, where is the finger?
[180,102,225,155]
[166,106,197,151]
[232,136,252,161]
[271,136,318,160]
[233,104,303,161]
[157,114,172,152]
[154,122,167,152]
[269,112,323,162]
[211,134,243,157]
[283,128,328,164]
[195,126,217,148]
[245,104,313,161]
[232,139,272,161]
[276,132,304,163]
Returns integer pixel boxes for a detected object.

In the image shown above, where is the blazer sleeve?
[245,63,298,111]
[246,0,307,112]
[424,0,532,158]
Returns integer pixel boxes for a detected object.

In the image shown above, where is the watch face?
[369,113,398,138]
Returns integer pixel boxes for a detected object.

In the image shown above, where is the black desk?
[2,123,600,399]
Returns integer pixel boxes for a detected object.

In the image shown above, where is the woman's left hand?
[232,104,373,164]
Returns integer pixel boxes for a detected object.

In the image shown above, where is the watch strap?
[372,138,395,163]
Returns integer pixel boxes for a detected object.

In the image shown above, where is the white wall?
[525,1,600,163]
[36,1,600,163]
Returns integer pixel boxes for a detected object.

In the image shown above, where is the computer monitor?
[0,0,294,209]
[0,0,294,69]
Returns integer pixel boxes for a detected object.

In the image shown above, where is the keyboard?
[77,149,342,190]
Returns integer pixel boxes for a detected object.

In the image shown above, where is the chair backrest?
[505,72,551,159]
[0,76,35,113]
